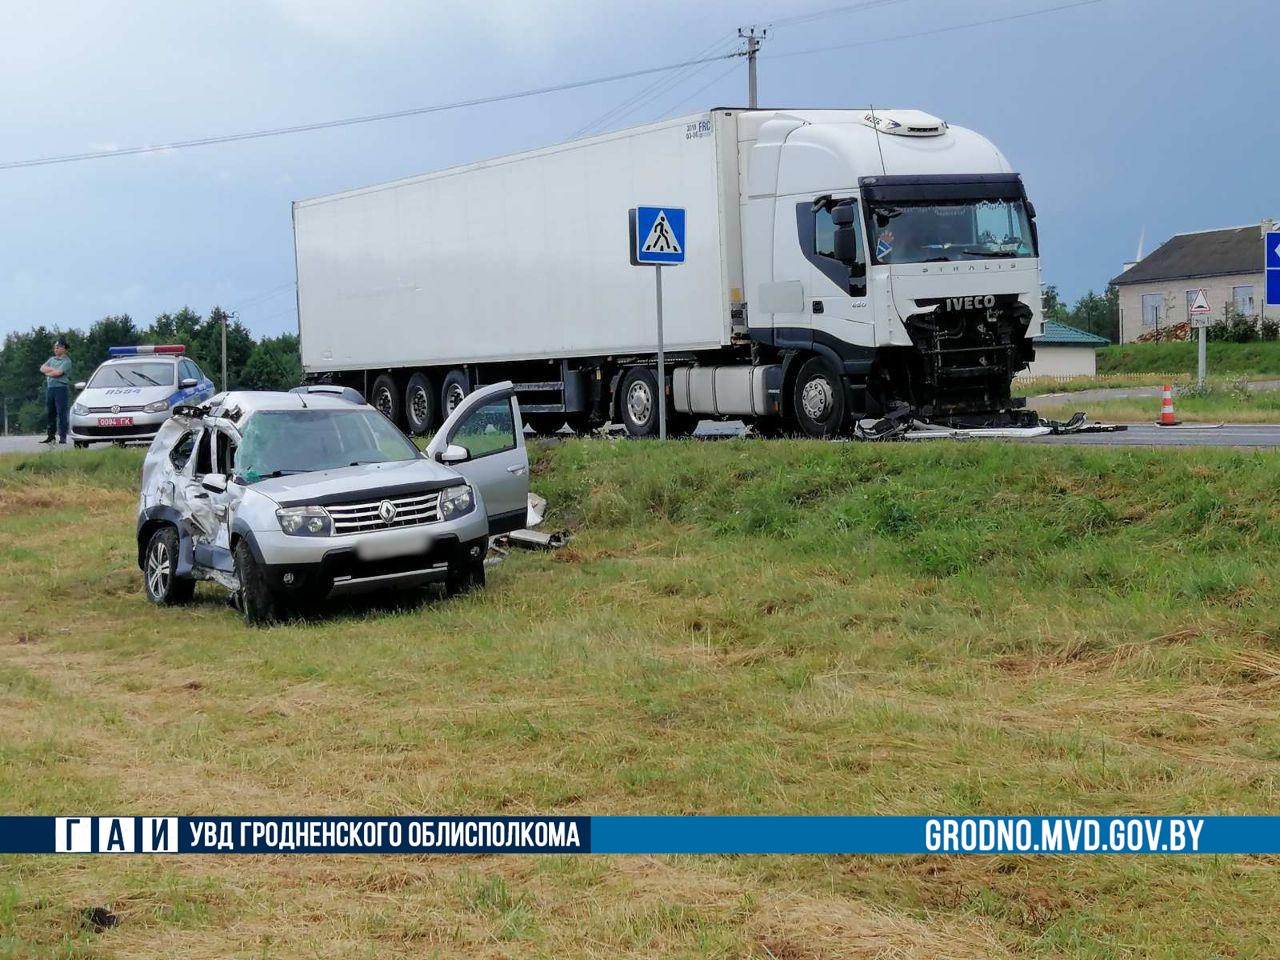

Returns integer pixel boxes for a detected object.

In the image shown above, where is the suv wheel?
[143,527,195,605]
[445,558,485,597]
[371,374,402,427]
[404,372,437,436]
[792,356,847,438]
[234,541,279,626]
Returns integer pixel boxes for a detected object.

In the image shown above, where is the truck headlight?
[72,402,88,416]
[276,505,333,537]
[143,399,170,413]
[439,485,474,521]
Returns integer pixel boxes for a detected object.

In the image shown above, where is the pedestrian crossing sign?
[630,206,686,265]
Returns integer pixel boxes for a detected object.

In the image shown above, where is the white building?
[1019,320,1108,379]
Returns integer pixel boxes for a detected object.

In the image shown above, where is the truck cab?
[740,109,1043,430]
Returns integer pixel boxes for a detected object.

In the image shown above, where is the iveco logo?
[378,500,397,523]
[944,295,997,311]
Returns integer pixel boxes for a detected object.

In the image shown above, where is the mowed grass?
[1034,382,1280,424]
[3,440,1280,958]
[1098,341,1280,378]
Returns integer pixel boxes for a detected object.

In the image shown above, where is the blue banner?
[3,816,1278,855]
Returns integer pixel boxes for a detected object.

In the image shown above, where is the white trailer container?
[295,113,741,370]
[295,108,1045,438]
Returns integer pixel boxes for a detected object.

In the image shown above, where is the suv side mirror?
[201,473,228,493]
[74,381,87,391]
[439,443,469,465]
[180,377,198,388]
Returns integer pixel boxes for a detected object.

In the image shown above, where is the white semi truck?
[293,108,1044,438]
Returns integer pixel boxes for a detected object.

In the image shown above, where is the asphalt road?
[1027,378,1280,405]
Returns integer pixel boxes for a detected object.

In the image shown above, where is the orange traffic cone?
[1156,384,1181,426]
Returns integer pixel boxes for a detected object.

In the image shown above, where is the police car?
[70,345,216,447]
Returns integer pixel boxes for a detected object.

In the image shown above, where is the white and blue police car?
[70,345,216,447]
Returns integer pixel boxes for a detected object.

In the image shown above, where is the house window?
[1233,285,1256,315]
[1141,293,1163,329]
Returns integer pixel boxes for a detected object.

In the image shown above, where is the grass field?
[1097,341,1280,378]
[4,441,1280,958]
[1033,381,1280,424]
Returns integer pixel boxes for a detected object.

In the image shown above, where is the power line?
[764,0,1103,59]
[768,0,917,29]
[0,52,739,172]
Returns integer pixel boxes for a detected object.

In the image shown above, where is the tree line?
[1042,284,1120,343]
[0,306,302,433]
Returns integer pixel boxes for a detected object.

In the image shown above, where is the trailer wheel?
[618,367,662,437]
[371,374,402,426]
[404,372,437,435]
[441,369,470,417]
[792,356,846,439]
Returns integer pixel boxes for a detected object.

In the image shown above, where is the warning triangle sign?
[641,211,682,254]
[1189,288,1211,315]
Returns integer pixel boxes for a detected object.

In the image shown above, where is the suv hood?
[245,457,462,506]
[76,383,175,407]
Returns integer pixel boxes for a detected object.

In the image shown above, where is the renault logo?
[378,500,397,523]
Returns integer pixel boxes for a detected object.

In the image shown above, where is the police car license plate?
[355,529,431,561]
[98,416,134,427]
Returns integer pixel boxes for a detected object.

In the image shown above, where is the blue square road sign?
[630,206,686,266]
[1267,231,1280,307]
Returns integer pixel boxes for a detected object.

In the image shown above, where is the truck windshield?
[235,409,419,482]
[866,198,1036,265]
[89,361,175,387]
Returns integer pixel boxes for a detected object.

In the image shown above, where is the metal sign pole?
[655,265,666,441]
[1198,321,1207,386]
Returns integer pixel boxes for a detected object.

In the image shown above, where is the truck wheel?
[143,526,196,606]
[371,374,402,427]
[792,356,846,439]
[441,369,470,417]
[234,541,279,626]
[619,367,662,437]
[404,372,437,435]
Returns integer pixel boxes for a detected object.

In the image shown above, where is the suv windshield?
[88,361,175,388]
[867,198,1036,265]
[235,408,419,482]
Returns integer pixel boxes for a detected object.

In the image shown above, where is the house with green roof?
[1019,319,1109,379]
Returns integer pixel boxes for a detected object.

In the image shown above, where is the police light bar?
[108,344,185,356]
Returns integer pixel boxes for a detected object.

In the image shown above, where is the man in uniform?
[39,337,74,445]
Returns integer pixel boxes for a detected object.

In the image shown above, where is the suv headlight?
[143,399,170,414]
[72,402,88,416]
[439,485,475,521]
[276,505,333,537]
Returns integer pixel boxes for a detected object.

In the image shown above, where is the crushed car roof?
[203,390,367,418]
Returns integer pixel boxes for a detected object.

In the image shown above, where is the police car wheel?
[73,441,89,449]
[234,541,279,626]
[144,527,195,606]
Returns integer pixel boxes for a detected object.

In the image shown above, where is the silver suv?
[136,382,529,624]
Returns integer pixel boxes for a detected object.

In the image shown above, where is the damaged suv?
[136,382,529,624]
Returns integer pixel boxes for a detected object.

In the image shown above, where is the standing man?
[39,337,74,445]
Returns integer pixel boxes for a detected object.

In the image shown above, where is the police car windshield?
[867,198,1036,265]
[235,408,419,483]
[88,361,175,387]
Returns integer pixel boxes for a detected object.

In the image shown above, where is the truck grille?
[326,490,442,534]
[87,404,145,413]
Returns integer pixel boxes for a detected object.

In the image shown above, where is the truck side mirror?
[831,204,861,267]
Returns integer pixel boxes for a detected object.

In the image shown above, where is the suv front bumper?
[243,510,492,597]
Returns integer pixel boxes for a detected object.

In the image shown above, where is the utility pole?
[221,311,228,391]
[738,26,766,108]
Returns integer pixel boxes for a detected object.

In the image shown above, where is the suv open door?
[426,381,529,535]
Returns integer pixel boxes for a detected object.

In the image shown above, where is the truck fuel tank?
[672,365,780,418]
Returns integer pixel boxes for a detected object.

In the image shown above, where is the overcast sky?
[0,0,1272,339]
